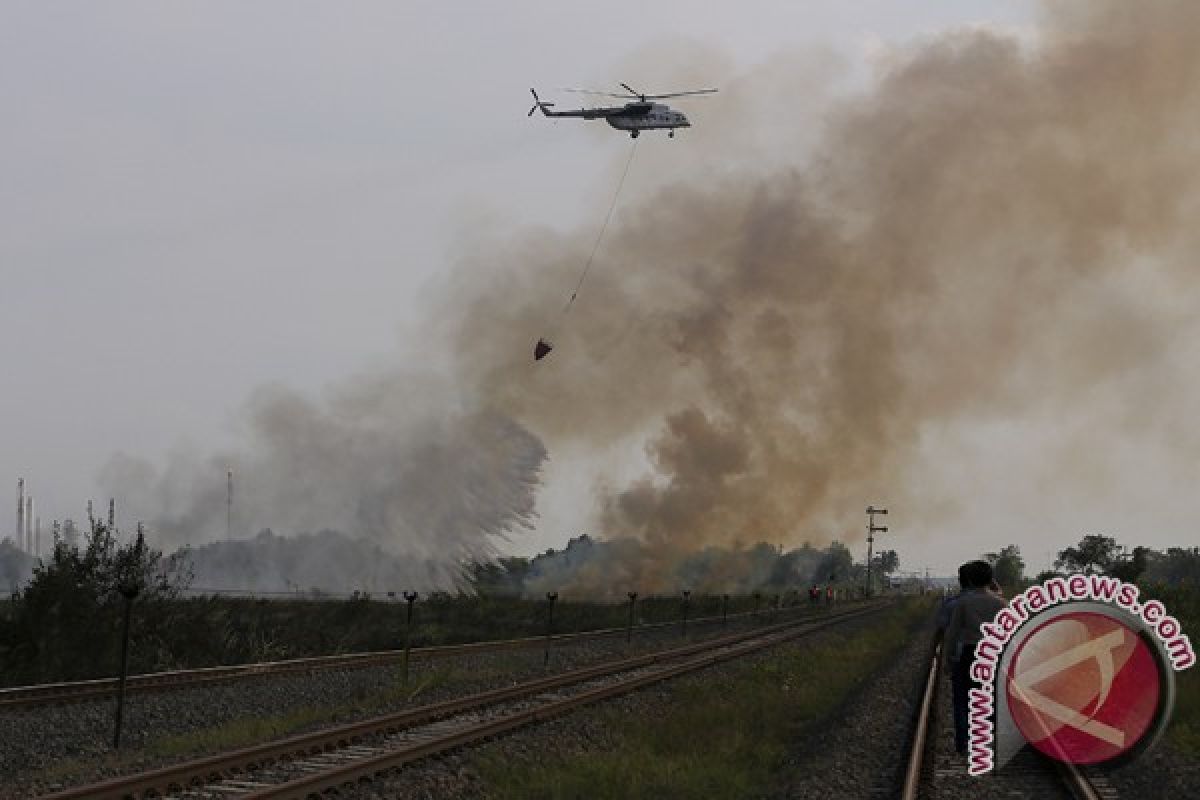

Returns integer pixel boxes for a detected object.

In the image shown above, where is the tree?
[1109,546,1150,584]
[1142,547,1200,586]
[985,545,1025,589]
[3,521,190,683]
[876,549,900,575]
[1054,534,1119,575]
[815,541,854,584]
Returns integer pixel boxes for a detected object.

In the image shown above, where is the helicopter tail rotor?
[528,88,555,117]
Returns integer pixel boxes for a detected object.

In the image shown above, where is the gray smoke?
[100,371,546,590]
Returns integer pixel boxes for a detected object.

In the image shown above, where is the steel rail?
[37,602,889,800]
[900,636,942,800]
[1055,761,1105,800]
[900,624,1110,800]
[1,601,827,710]
[242,603,891,800]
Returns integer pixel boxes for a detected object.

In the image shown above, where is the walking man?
[944,560,1006,755]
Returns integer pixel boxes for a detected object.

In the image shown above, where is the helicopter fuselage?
[531,94,691,138]
[605,103,690,135]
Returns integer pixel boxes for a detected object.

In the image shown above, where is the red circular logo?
[1005,611,1162,764]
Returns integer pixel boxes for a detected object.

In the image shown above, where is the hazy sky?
[19,1,1191,582]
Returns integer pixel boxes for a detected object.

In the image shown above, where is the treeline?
[468,534,899,598]
[0,524,865,687]
[1044,534,1200,587]
[978,534,1200,590]
[977,536,1200,635]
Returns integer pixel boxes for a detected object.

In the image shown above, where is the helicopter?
[528,83,717,138]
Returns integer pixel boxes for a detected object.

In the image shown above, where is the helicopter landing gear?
[630,130,639,139]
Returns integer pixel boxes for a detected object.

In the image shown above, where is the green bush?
[0,522,190,684]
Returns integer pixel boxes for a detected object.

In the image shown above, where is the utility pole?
[865,505,889,597]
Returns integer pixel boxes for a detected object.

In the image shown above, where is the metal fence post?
[402,591,418,685]
[543,592,558,666]
[681,590,691,638]
[626,591,638,643]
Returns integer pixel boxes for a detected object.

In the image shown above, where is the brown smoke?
[449,1,1200,590]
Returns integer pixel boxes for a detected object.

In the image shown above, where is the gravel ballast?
[775,612,934,798]
[337,603,917,799]
[0,608,819,798]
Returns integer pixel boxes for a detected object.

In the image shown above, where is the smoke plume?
[101,372,546,590]
[105,2,1200,594]
[448,2,1200,590]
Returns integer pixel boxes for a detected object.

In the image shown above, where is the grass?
[1165,617,1198,756]
[1137,584,1199,756]
[476,598,931,800]
[1169,634,1198,757]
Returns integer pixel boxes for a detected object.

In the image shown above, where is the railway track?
[37,601,892,800]
[0,600,830,710]
[901,631,1118,800]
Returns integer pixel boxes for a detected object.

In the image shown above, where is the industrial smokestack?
[16,478,24,553]
[25,496,33,554]
[87,500,94,530]
[108,498,115,531]
[226,469,233,541]
[35,517,41,558]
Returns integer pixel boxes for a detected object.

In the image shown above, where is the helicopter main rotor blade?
[559,88,633,98]
[620,82,641,98]
[642,88,719,100]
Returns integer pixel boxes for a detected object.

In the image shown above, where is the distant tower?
[87,500,95,530]
[227,469,233,541]
[25,497,33,553]
[35,517,41,558]
[16,479,24,553]
[108,498,115,531]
